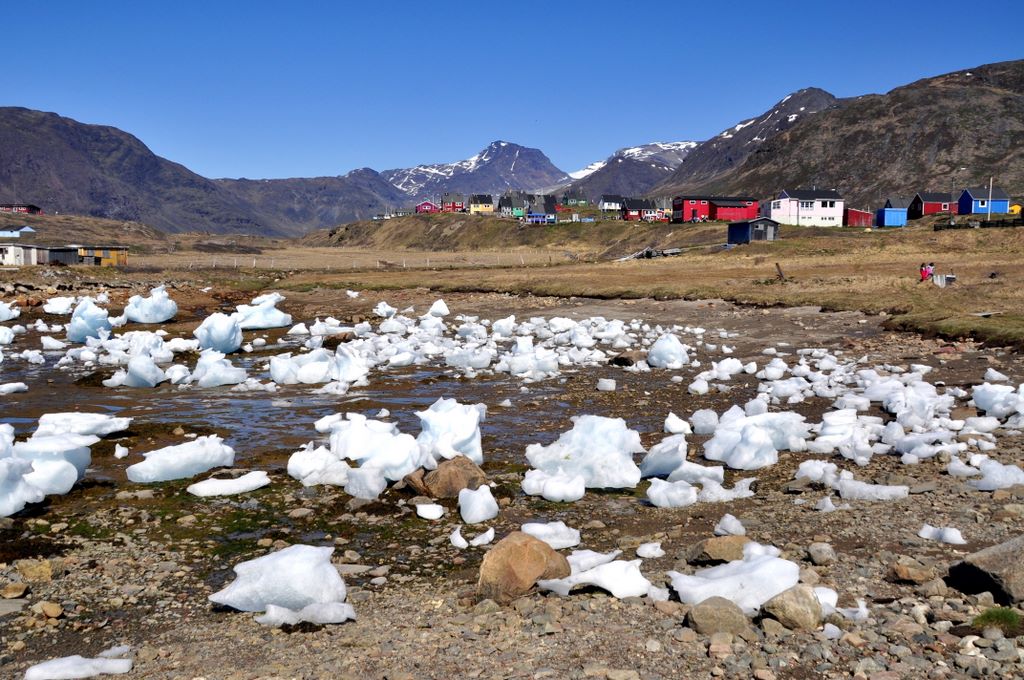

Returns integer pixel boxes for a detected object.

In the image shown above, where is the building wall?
[843,209,873,227]
[712,204,758,222]
[877,208,907,227]
[767,198,844,226]
[469,204,494,215]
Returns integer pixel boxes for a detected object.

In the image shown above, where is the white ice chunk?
[255,601,355,627]
[43,296,77,315]
[918,523,967,545]
[469,527,495,546]
[668,542,800,614]
[647,334,689,369]
[126,435,234,483]
[23,655,132,679]
[714,514,746,536]
[646,478,698,508]
[67,298,111,343]
[984,368,1009,382]
[209,544,348,612]
[450,526,469,549]
[235,292,292,330]
[596,378,616,392]
[521,520,580,549]
[416,398,486,465]
[458,485,498,524]
[520,468,586,502]
[636,542,665,558]
[427,299,449,317]
[664,412,692,434]
[525,415,643,489]
[0,456,45,517]
[194,313,243,353]
[287,444,350,487]
[538,559,652,599]
[187,471,270,497]
[415,503,444,520]
[123,285,178,324]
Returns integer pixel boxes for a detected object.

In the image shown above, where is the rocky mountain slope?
[656,60,1024,207]
[652,89,838,196]
[381,141,569,200]
[567,142,698,200]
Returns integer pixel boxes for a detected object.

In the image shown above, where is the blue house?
[876,197,910,227]
[0,226,36,239]
[727,217,779,245]
[958,186,1011,215]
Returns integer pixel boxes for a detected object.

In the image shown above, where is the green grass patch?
[973,607,1022,633]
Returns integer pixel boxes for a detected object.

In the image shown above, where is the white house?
[0,243,46,266]
[0,226,36,239]
[765,189,844,226]
[598,194,624,212]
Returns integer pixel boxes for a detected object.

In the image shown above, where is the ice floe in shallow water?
[191,350,247,388]
[520,521,580,549]
[415,398,486,466]
[0,381,27,394]
[187,471,271,497]
[918,523,967,545]
[66,298,111,343]
[287,444,350,487]
[123,285,178,324]
[0,456,44,517]
[210,545,353,627]
[702,409,810,471]
[668,542,800,614]
[525,415,643,489]
[126,435,235,483]
[23,652,132,679]
[194,313,243,353]
[234,292,292,330]
[0,300,20,322]
[459,485,498,524]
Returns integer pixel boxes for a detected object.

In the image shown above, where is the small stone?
[287,508,313,519]
[606,671,639,680]
[753,670,776,680]
[686,597,752,636]
[673,628,698,643]
[15,559,53,582]
[176,514,197,526]
[653,600,685,617]
[644,638,662,653]
[763,585,822,631]
[39,601,63,618]
[1,583,28,599]
[685,536,751,564]
[889,556,936,585]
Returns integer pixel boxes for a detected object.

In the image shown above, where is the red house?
[0,204,43,215]
[622,198,656,221]
[843,207,873,227]
[672,196,758,223]
[415,200,440,214]
[908,192,958,220]
[441,193,465,213]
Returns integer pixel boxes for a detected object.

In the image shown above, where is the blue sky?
[5,0,1020,179]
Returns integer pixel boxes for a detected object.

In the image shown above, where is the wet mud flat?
[2,291,1024,679]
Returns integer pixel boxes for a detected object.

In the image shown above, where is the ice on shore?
[668,542,800,614]
[469,527,495,546]
[714,514,746,536]
[835,471,908,501]
[664,412,692,434]
[255,601,355,627]
[647,334,689,369]
[235,292,292,330]
[416,398,487,466]
[327,413,424,483]
[209,545,351,618]
[0,300,20,322]
[194,313,243,353]
[35,412,132,438]
[646,478,699,508]
[67,298,111,343]
[23,654,132,679]
[126,435,235,483]
[450,526,469,549]
[1,456,45,517]
[639,433,688,479]
[703,411,810,470]
[521,520,580,549]
[0,381,28,394]
[287,444,350,487]
[187,471,270,497]
[124,285,178,324]
[191,350,247,387]
[520,468,586,502]
[43,296,77,315]
[428,299,450,317]
[458,485,498,524]
[525,415,643,489]
[415,503,444,520]
[374,301,397,318]
[636,542,665,558]
[918,523,967,545]
[538,558,652,599]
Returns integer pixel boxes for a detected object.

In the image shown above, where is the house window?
[799,201,814,209]
[700,201,708,205]
[941,203,949,210]
[745,201,752,205]
[772,201,781,210]
[820,200,835,208]
[689,200,696,205]
[979,200,987,207]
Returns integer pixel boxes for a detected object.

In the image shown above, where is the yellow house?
[77,245,129,266]
[1011,203,1021,215]
[469,194,495,215]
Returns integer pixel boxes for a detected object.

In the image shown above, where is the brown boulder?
[405,456,488,499]
[477,532,570,604]
[889,556,936,585]
[762,585,822,631]
[947,534,1024,604]
[685,596,752,636]
[610,350,647,367]
[685,536,750,565]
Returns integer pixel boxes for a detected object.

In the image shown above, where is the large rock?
[947,534,1024,604]
[477,532,570,604]
[685,596,751,636]
[889,556,936,585]
[762,585,822,631]
[404,456,488,499]
[684,536,750,565]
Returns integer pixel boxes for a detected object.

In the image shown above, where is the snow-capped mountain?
[565,141,699,199]
[381,141,570,199]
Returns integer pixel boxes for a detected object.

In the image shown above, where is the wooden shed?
[727,217,779,244]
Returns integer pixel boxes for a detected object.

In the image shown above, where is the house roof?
[915,192,953,203]
[623,198,656,210]
[711,199,755,208]
[781,189,843,200]
[675,196,757,204]
[470,194,493,204]
[441,193,465,204]
[600,194,624,203]
[729,217,779,227]
[885,197,913,209]
[962,186,1011,201]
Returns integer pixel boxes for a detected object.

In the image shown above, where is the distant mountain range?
[1,59,1021,235]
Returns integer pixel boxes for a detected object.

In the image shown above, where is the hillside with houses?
[0,59,1022,241]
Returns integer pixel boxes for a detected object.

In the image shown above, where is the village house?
[0,243,124,266]
[0,226,36,239]
[0,204,43,215]
[671,196,758,223]
[877,197,910,227]
[441,193,466,213]
[414,200,441,214]
[727,217,780,245]
[621,198,657,221]
[560,189,588,207]
[908,192,957,220]
[958,186,1011,215]
[498,194,527,218]
[764,189,844,226]
[526,195,557,224]
[843,207,873,227]
[469,194,494,215]
[598,195,624,213]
